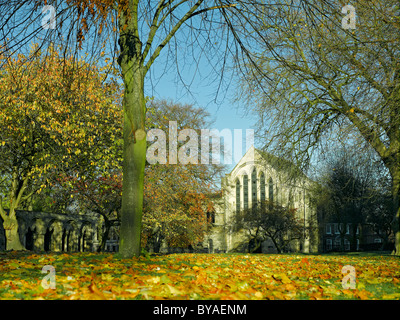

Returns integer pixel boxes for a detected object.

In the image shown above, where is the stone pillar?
[34,220,46,252]
[51,222,63,252]
[71,230,78,252]
[91,223,98,252]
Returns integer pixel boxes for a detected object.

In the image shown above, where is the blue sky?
[145,52,260,173]
[149,77,257,133]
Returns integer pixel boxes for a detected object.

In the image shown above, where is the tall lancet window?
[243,175,249,210]
[260,172,266,203]
[269,177,274,203]
[235,178,240,213]
[251,168,257,208]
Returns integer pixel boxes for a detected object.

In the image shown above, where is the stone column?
[91,223,98,252]
[33,220,46,252]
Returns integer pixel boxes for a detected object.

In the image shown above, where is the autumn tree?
[0,0,271,257]
[143,100,223,252]
[0,46,122,250]
[143,164,214,252]
[235,0,400,255]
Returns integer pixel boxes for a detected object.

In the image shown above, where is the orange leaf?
[284,283,296,291]
[357,290,371,300]
[88,280,107,300]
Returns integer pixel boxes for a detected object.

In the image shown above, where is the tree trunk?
[270,236,282,253]
[391,168,400,256]
[3,212,25,251]
[97,216,111,252]
[118,12,147,257]
[249,238,261,253]
[0,172,29,251]
[118,72,146,258]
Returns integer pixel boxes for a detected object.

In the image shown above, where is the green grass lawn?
[0,251,399,300]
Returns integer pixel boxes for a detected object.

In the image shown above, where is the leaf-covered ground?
[0,251,399,300]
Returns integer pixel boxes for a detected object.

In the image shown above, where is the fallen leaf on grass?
[366,278,381,284]
[284,283,296,291]
[273,273,292,284]
[88,281,108,300]
[166,284,183,296]
[357,290,371,300]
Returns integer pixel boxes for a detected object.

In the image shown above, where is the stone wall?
[0,210,100,252]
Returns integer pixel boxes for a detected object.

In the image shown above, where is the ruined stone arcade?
[0,210,99,252]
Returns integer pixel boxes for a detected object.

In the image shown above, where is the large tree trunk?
[118,7,147,257]
[0,172,30,251]
[118,68,147,258]
[391,167,400,256]
[3,211,25,251]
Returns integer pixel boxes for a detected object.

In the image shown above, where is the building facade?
[320,222,394,252]
[206,146,319,254]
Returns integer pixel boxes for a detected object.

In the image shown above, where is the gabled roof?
[228,145,256,175]
[229,146,309,182]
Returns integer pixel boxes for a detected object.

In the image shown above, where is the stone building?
[320,222,395,253]
[206,146,319,254]
[0,209,100,252]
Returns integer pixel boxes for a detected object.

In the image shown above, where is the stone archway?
[24,218,42,251]
[44,220,63,252]
[25,227,35,250]
[61,221,78,252]
[67,221,79,252]
[61,228,69,252]
[79,223,92,252]
[44,227,53,252]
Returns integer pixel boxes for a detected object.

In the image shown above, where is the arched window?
[268,177,274,203]
[235,178,240,213]
[260,172,266,203]
[243,175,249,210]
[206,210,215,224]
[251,168,257,208]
